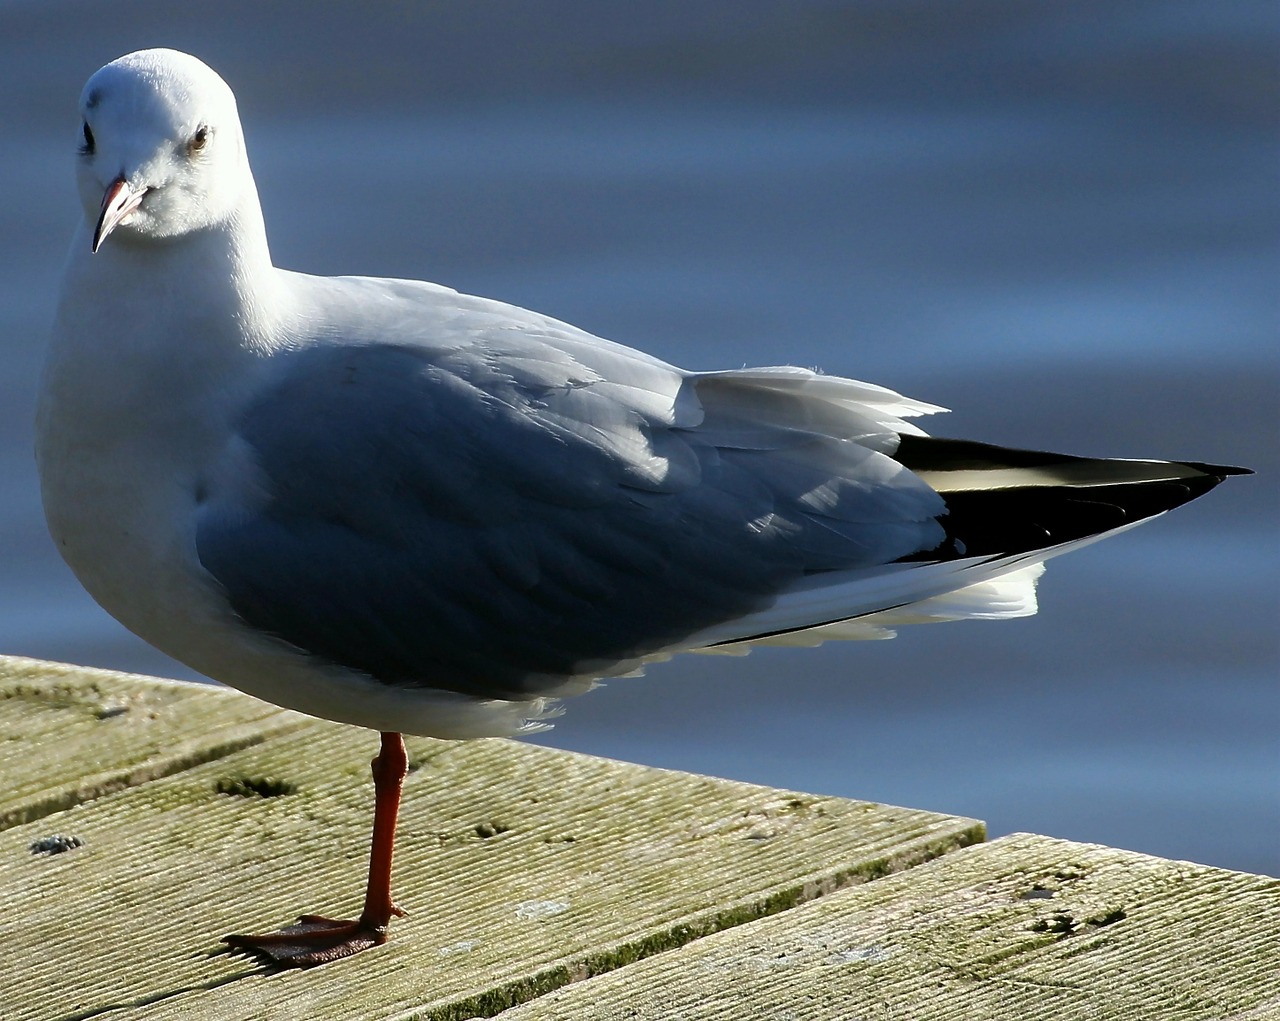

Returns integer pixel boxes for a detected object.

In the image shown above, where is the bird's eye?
[80,121,95,155]
[188,125,210,156]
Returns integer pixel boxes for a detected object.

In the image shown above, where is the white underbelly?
[37,427,549,740]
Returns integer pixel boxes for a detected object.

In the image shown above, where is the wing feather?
[196,294,946,697]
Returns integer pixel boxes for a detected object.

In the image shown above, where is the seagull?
[37,48,1247,967]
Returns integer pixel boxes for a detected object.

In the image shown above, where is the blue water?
[0,2,1275,875]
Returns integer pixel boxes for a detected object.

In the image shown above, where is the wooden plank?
[0,659,982,1021]
[0,655,304,830]
[497,832,1280,1021]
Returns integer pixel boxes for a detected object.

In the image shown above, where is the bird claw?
[223,913,394,967]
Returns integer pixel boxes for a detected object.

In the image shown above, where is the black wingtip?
[892,436,1251,562]
[1182,461,1254,480]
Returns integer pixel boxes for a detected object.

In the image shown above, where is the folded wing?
[195,287,1245,698]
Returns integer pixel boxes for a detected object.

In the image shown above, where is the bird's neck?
[41,186,292,467]
[60,185,288,362]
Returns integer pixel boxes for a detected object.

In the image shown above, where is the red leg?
[223,731,409,967]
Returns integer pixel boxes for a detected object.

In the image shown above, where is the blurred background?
[1,1,1275,875]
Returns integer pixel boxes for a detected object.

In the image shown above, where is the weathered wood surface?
[0,656,982,1020]
[0,656,303,830]
[499,832,1280,1021]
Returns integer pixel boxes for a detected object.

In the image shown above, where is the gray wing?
[196,323,946,698]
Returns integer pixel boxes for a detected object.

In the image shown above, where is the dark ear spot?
[85,88,101,109]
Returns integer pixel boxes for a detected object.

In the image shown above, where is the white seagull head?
[76,48,249,252]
